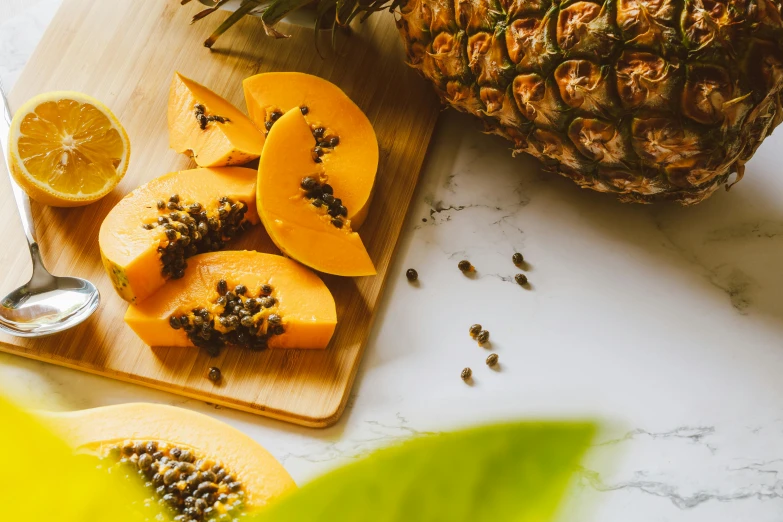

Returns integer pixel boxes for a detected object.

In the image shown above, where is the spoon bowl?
[0,273,100,337]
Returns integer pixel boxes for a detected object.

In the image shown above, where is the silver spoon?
[0,82,100,337]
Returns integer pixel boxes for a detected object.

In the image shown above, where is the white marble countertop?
[3,1,783,520]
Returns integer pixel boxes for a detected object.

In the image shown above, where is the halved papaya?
[99,167,258,304]
[257,108,376,277]
[124,251,337,351]
[41,403,295,518]
[169,72,265,167]
[243,72,378,228]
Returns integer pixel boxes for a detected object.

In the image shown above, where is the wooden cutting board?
[0,0,439,427]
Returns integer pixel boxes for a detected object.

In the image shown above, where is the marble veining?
[3,2,783,520]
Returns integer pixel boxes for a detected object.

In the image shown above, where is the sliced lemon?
[8,91,130,207]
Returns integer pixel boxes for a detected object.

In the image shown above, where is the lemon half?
[8,91,130,207]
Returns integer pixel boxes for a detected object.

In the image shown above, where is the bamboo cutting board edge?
[0,341,349,427]
[0,0,440,427]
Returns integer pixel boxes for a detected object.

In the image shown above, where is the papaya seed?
[469,324,482,338]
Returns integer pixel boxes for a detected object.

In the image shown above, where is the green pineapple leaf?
[0,396,167,522]
[251,421,596,522]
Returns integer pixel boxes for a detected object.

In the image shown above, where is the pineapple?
[185,0,783,204]
[397,0,783,204]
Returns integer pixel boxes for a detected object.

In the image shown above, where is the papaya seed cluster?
[142,195,251,280]
[169,280,283,356]
[103,439,245,522]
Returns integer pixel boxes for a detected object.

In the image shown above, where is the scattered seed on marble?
[486,353,498,367]
[406,268,418,282]
[461,367,472,381]
[512,252,524,265]
[469,324,482,338]
[515,274,528,286]
[477,330,490,344]
[458,260,474,273]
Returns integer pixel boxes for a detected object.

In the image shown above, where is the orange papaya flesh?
[41,403,296,516]
[243,72,378,228]
[257,108,376,277]
[99,167,258,304]
[124,251,337,350]
[169,72,265,167]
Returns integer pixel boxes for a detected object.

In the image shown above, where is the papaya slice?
[124,251,337,351]
[243,72,378,228]
[257,108,376,277]
[169,72,265,167]
[99,167,258,304]
[41,403,296,518]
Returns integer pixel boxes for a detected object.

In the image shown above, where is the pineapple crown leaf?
[187,0,404,49]
[190,0,233,24]
[203,0,264,47]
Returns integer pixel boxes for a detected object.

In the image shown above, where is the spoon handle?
[0,82,40,249]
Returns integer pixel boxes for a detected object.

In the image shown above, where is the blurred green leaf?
[0,396,166,522]
[0,394,594,522]
[251,421,595,522]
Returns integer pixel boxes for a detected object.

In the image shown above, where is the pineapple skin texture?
[396,0,783,204]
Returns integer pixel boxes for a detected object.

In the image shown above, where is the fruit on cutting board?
[257,108,376,277]
[7,91,129,207]
[187,0,783,205]
[124,251,337,351]
[169,72,265,167]
[41,403,295,518]
[396,0,783,204]
[99,166,258,304]
[243,72,378,228]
